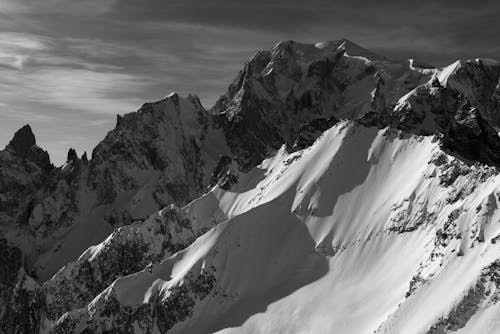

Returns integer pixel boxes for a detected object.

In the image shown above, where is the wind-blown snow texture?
[1,39,500,334]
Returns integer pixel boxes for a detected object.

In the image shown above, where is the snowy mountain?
[1,38,500,334]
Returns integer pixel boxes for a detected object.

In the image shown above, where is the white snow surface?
[74,120,500,333]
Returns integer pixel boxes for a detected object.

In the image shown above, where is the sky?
[1,0,499,165]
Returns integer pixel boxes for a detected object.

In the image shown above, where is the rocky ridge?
[1,39,500,333]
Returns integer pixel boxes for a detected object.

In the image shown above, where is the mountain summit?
[315,38,388,60]
[1,40,500,334]
[6,125,36,157]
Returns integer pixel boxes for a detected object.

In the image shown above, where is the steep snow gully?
[2,39,500,333]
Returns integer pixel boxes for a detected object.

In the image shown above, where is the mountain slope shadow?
[229,166,267,194]
[177,191,330,333]
[299,125,379,218]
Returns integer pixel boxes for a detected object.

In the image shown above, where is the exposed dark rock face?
[290,117,339,152]
[2,92,219,272]
[81,151,88,164]
[0,238,44,334]
[0,127,53,231]
[359,68,500,169]
[1,272,45,334]
[1,40,500,333]
[211,40,413,169]
[0,238,23,308]
[210,155,238,190]
[445,60,500,130]
[0,95,220,331]
[5,125,51,172]
[43,204,218,322]
[88,94,210,207]
[66,148,78,165]
[51,266,217,334]
[7,125,36,158]
[442,104,500,166]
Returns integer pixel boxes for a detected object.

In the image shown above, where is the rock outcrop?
[1,39,500,334]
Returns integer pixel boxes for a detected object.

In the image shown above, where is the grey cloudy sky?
[1,0,499,165]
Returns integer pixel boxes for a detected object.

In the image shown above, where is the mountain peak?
[316,38,387,60]
[7,124,36,157]
[163,91,180,104]
[270,38,386,63]
[166,91,179,99]
[66,148,79,164]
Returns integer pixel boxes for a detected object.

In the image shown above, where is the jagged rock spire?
[7,125,36,158]
[116,114,123,127]
[66,148,78,164]
[81,151,88,164]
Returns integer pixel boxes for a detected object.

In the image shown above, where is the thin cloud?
[0,0,117,15]
[0,32,50,69]
[0,106,54,122]
[1,67,151,115]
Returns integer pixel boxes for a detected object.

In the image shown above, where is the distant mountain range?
[1,39,500,334]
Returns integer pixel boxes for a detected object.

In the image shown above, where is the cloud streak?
[2,68,151,114]
[0,32,50,69]
[0,0,116,15]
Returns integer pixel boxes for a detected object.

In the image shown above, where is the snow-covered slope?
[1,39,500,334]
[49,121,500,334]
